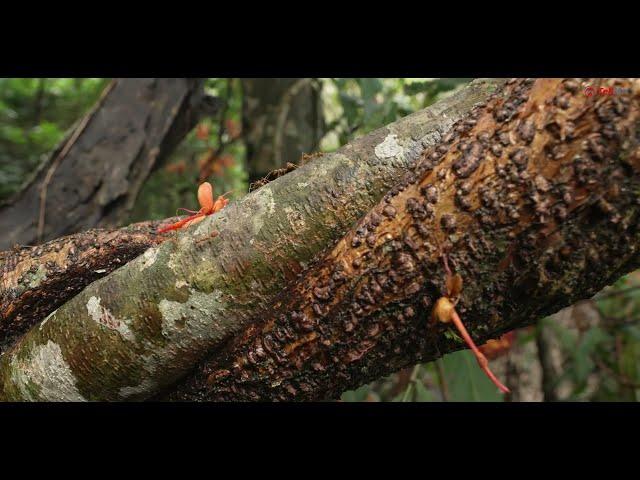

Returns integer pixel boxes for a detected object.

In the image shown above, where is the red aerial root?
[434,254,510,394]
[449,308,510,394]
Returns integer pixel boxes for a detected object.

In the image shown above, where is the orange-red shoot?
[158,182,229,233]
[433,256,510,394]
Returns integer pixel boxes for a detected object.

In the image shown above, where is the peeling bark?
[0,78,215,250]
[0,79,502,401]
[166,78,640,401]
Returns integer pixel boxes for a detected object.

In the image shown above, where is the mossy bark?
[0,79,502,401]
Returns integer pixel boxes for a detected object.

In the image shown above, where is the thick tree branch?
[166,78,640,401]
[0,79,502,401]
[0,219,178,353]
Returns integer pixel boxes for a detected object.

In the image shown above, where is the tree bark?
[0,78,217,250]
[0,218,178,354]
[0,79,501,401]
[165,78,640,401]
[242,78,324,184]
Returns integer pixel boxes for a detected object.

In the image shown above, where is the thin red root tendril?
[450,308,510,394]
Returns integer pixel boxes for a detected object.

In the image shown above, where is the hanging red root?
[449,307,510,394]
[432,255,511,394]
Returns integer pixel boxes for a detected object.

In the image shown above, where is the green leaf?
[403,80,434,96]
[340,384,372,402]
[338,92,362,126]
[564,327,610,387]
[0,124,27,144]
[440,350,503,402]
[358,78,383,100]
[414,380,436,402]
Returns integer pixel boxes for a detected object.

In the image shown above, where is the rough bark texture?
[165,78,640,401]
[0,79,502,401]
[242,78,324,184]
[0,219,178,353]
[0,78,214,250]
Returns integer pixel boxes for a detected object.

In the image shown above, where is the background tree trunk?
[0,78,218,250]
[241,78,324,184]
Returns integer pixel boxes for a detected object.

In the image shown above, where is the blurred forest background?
[1,78,639,401]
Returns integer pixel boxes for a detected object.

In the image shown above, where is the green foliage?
[526,272,640,401]
[0,78,108,201]
[395,366,438,402]
[340,384,378,402]
[320,78,470,151]
[439,351,503,402]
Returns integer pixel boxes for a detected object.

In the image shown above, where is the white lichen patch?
[284,206,306,232]
[193,221,211,237]
[139,247,159,271]
[374,133,403,159]
[254,186,276,215]
[167,250,182,273]
[86,296,135,342]
[27,264,47,289]
[10,340,86,401]
[158,289,227,343]
[244,186,276,236]
[112,288,234,393]
[39,308,58,331]
[297,182,309,189]
[167,232,199,273]
[175,279,189,289]
[86,296,102,321]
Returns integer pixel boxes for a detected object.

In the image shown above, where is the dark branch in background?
[535,323,560,401]
[242,78,324,184]
[198,79,238,182]
[272,78,314,168]
[0,78,220,251]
